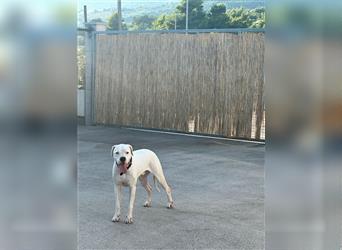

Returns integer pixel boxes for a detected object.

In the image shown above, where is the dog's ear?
[128,144,133,155]
[111,145,117,158]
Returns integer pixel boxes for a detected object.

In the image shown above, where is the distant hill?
[78,0,265,27]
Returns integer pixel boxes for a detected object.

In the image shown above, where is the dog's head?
[111,144,133,174]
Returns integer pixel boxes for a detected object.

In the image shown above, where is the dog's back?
[133,149,160,168]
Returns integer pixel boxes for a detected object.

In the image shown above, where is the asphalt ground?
[78,125,264,249]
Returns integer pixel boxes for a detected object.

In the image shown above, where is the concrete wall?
[78,89,85,117]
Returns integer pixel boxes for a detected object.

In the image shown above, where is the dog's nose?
[120,156,126,162]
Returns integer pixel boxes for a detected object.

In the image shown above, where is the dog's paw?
[124,216,133,224]
[143,201,151,207]
[167,201,175,209]
[112,214,120,222]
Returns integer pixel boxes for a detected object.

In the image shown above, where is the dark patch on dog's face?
[111,145,117,158]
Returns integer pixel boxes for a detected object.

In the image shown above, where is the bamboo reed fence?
[94,32,265,140]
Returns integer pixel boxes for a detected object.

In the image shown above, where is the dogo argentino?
[111,144,174,224]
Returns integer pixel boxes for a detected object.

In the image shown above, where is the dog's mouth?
[117,163,128,175]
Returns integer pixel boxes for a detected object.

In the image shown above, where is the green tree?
[226,7,265,28]
[130,15,155,31]
[152,13,177,30]
[250,18,265,28]
[249,8,265,28]
[226,8,250,28]
[175,0,207,29]
[152,0,207,30]
[149,2,265,30]
[77,46,85,87]
[207,3,228,29]
[107,12,127,30]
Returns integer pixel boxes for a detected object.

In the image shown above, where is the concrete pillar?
[84,21,107,126]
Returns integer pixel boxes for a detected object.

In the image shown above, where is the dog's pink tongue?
[118,164,128,175]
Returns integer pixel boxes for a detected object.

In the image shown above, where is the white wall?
[78,89,85,117]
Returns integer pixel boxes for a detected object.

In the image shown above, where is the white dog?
[111,144,174,224]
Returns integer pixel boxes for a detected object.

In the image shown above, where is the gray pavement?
[78,126,264,250]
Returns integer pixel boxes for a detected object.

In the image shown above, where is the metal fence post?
[185,0,189,32]
[85,30,95,125]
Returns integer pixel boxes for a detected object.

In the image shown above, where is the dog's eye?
[115,152,119,155]
[126,152,129,154]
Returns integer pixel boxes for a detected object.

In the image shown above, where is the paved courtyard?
[78,125,264,249]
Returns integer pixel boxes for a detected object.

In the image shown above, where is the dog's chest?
[115,173,131,186]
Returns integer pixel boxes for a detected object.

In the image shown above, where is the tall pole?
[175,14,177,30]
[83,5,87,24]
[185,0,189,31]
[117,0,122,30]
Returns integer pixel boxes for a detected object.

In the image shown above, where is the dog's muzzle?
[117,158,132,175]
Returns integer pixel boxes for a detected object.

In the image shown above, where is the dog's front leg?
[112,184,122,222]
[125,184,136,224]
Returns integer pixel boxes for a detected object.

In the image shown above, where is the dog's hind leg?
[153,171,174,209]
[139,173,152,207]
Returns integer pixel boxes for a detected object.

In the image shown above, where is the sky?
[0,0,75,27]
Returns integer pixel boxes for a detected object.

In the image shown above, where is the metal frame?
[93,28,265,35]
[91,31,97,124]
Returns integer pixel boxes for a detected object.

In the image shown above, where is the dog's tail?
[153,175,161,192]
